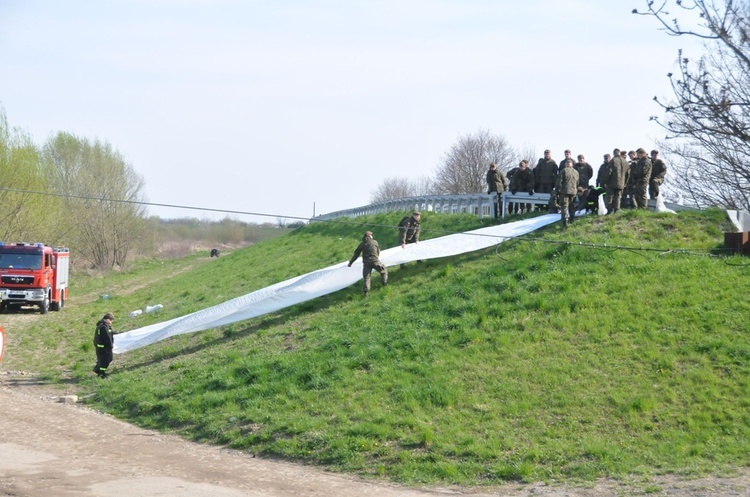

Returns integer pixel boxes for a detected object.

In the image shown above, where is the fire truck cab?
[0,242,70,314]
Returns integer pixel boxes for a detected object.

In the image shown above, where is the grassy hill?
[3,209,749,486]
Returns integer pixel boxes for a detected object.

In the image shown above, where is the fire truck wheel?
[51,293,64,311]
[39,295,50,314]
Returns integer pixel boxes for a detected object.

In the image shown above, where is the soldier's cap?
[364,231,373,237]
[412,211,421,216]
[544,149,550,153]
[103,313,115,321]
[651,149,659,155]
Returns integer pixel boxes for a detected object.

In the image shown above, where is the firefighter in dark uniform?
[93,312,115,378]
[585,185,606,214]
[348,231,387,295]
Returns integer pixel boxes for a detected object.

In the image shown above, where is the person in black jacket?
[93,312,115,378]
[584,186,606,214]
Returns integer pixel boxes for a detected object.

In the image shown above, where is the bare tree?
[370,175,433,203]
[432,129,516,194]
[634,0,750,210]
[654,139,743,207]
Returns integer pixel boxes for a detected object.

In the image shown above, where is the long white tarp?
[727,209,750,232]
[113,214,559,353]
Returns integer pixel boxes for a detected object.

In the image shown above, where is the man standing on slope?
[556,159,580,228]
[632,148,653,209]
[348,231,388,296]
[93,312,115,378]
[398,211,422,267]
[649,149,668,201]
[605,148,630,214]
[486,162,508,218]
[535,149,558,194]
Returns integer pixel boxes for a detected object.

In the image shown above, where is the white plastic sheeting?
[727,210,750,232]
[655,196,676,214]
[113,214,560,354]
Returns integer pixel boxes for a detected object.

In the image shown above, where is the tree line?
[0,106,147,269]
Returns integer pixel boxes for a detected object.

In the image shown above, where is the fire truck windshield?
[0,253,43,270]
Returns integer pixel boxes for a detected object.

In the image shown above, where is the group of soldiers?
[351,147,668,294]
[487,148,668,226]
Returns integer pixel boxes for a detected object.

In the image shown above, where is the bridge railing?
[313,193,501,221]
[312,192,693,221]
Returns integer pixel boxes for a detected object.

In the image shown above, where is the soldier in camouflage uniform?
[605,149,630,213]
[596,154,611,188]
[398,211,422,267]
[509,160,535,213]
[623,150,638,209]
[555,159,580,227]
[649,150,667,200]
[348,231,388,295]
[535,149,558,194]
[486,163,508,218]
[632,148,652,209]
[574,154,594,187]
[398,212,421,246]
[558,149,575,171]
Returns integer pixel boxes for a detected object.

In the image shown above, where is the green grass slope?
[4,209,749,486]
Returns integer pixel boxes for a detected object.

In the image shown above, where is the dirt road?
[1,376,749,497]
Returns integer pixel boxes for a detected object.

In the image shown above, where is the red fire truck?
[0,242,70,314]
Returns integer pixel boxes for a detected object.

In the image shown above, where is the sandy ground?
[1,309,749,497]
[1,376,750,497]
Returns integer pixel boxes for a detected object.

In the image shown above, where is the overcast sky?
[0,1,702,223]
